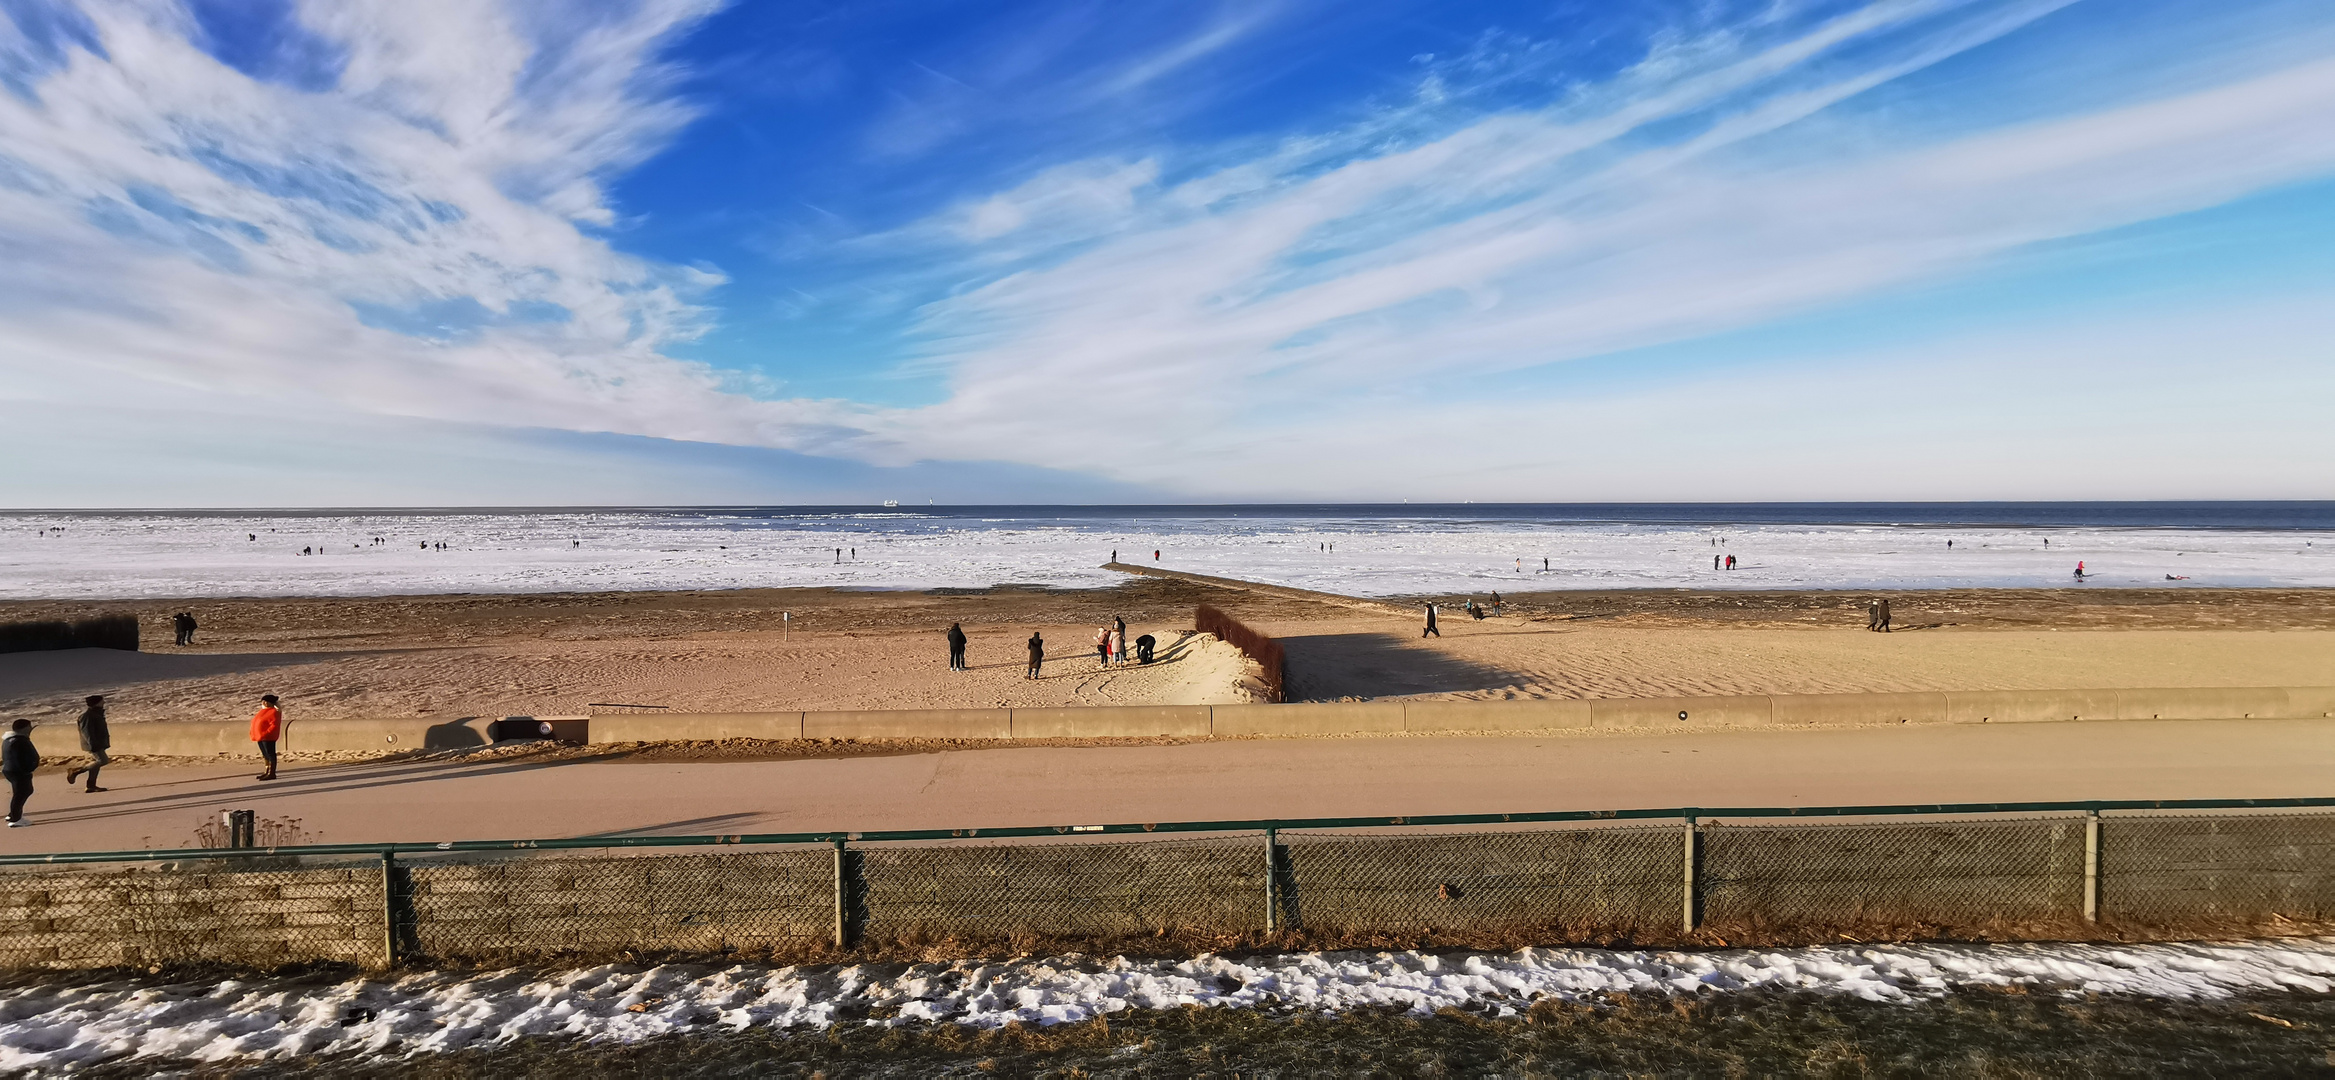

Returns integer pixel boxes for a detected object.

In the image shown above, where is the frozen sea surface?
[4,939,2333,1069]
[4,506,2332,599]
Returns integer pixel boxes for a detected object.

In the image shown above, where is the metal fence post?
[1263,827,1279,934]
[1682,813,1698,934]
[379,851,399,969]
[832,838,850,949]
[2083,809,2101,922]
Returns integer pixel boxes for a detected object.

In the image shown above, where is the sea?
[2,503,2331,600]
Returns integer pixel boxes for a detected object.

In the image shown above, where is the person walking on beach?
[1113,615,1127,652]
[2074,561,2086,581]
[2,719,37,827]
[250,694,284,782]
[946,622,968,671]
[64,696,107,792]
[1026,632,1045,678]
[1423,602,1440,638]
[1876,598,1892,633]
[1110,626,1126,666]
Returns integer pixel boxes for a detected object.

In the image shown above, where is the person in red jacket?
[250,694,284,781]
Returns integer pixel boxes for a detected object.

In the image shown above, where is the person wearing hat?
[250,694,284,781]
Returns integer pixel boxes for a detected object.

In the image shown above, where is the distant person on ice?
[946,622,968,671]
[2074,561,2086,580]
[65,695,107,792]
[251,694,284,782]
[2,719,37,827]
[1025,632,1044,678]
[1422,602,1439,638]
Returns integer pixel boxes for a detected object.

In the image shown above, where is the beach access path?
[7,718,2330,852]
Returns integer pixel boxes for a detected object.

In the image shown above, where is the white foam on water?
[3,939,2333,1069]
[4,511,2331,599]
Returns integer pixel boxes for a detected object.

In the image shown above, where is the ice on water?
[4,510,2331,599]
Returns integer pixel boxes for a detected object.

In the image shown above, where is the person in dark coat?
[1135,634,1156,664]
[2,719,37,827]
[1423,602,1440,638]
[1025,632,1044,679]
[946,623,968,671]
[1875,598,1892,633]
[65,695,108,792]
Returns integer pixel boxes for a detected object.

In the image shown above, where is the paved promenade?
[2,718,2328,853]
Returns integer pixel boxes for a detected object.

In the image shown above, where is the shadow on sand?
[1279,632,1522,701]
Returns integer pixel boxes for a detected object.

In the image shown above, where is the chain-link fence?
[3,805,2332,972]
[2103,812,2335,924]
[0,856,383,969]
[1699,818,2088,930]
[1279,826,1680,937]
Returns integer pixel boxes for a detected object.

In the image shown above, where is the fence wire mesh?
[4,811,2334,971]
[1279,827,1680,935]
[857,837,1264,945]
[403,848,832,964]
[0,857,382,970]
[1699,818,2085,929]
[2103,813,2335,924]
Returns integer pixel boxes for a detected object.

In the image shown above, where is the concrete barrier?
[587,712,804,744]
[803,708,1010,740]
[1946,688,2124,724]
[91,686,2335,756]
[105,717,496,757]
[1010,705,1210,739]
[1402,698,1591,732]
[1211,701,1404,736]
[1771,692,1949,727]
[2109,686,2291,721]
[1591,694,1771,730]
[2284,686,2335,719]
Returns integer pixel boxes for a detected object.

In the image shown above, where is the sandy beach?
[2,583,2331,725]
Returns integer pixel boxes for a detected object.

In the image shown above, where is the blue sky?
[1,0,2331,506]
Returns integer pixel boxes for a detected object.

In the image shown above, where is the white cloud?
[840,4,2335,495]
[0,0,890,470]
[2,0,2330,505]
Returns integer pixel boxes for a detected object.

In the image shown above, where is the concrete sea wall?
[98,686,2335,757]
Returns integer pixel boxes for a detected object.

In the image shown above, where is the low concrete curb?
[94,686,2335,757]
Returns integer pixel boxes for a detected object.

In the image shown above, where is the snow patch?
[5,939,2335,1069]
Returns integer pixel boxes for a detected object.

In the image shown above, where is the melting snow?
[5,939,2334,1069]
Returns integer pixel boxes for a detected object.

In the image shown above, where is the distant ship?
[882,500,899,507]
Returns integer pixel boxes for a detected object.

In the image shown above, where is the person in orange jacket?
[250,694,284,781]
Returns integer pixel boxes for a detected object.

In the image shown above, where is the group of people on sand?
[0,693,286,828]
[946,618,1157,680]
[171,611,199,646]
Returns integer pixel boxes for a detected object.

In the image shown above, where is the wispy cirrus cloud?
[806,0,2335,495]
[3,0,2333,506]
[0,0,888,457]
